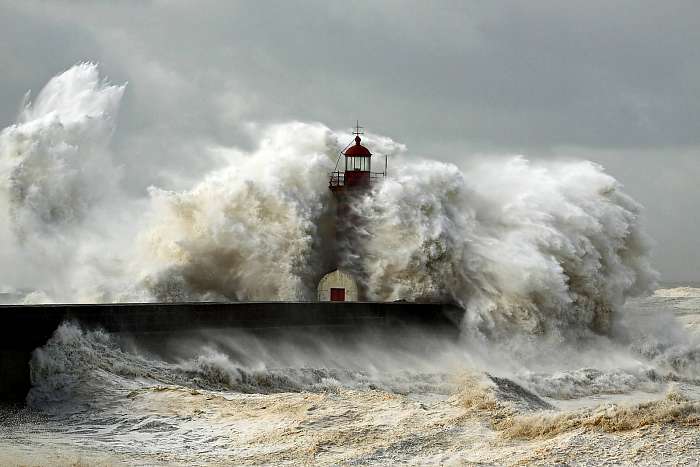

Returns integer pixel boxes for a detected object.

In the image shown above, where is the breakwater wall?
[0,301,463,402]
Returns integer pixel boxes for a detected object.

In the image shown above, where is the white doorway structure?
[317,269,359,302]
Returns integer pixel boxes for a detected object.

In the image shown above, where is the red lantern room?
[329,122,386,192]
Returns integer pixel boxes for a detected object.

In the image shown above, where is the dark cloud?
[1,0,698,280]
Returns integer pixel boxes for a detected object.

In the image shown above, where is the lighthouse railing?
[369,172,386,182]
[329,171,344,188]
[328,170,386,189]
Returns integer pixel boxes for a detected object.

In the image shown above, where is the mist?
[2,0,698,282]
[0,64,657,343]
[3,4,700,464]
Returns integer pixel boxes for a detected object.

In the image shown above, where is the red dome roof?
[344,136,372,157]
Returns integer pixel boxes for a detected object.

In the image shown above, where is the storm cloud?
[1,0,698,281]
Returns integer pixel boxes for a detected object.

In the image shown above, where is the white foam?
[655,287,700,298]
[0,64,657,338]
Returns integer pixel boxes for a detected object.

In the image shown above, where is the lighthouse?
[318,122,386,302]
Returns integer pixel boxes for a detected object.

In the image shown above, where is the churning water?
[1,64,698,465]
[1,288,699,465]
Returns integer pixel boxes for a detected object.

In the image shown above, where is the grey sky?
[1,0,698,281]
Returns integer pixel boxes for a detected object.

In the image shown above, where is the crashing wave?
[351,157,656,336]
[0,63,657,338]
[0,62,123,233]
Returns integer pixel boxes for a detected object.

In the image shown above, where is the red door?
[330,288,345,302]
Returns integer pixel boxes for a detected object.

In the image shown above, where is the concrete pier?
[0,301,463,402]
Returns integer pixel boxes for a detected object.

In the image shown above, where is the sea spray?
[0,63,131,303]
[0,62,124,233]
[2,63,699,467]
[27,322,463,407]
[137,122,338,301]
[0,63,657,338]
[352,157,657,337]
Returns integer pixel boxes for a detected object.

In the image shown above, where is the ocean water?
[1,287,700,466]
[0,63,692,465]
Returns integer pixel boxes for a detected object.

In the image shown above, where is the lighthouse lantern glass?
[346,156,370,172]
[329,125,385,192]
